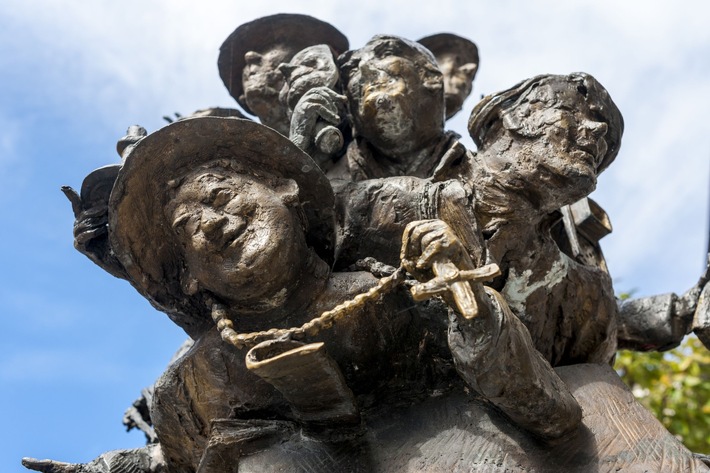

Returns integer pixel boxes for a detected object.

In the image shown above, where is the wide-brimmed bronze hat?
[108,117,335,337]
[417,33,479,70]
[80,164,121,209]
[218,14,349,115]
[468,73,623,173]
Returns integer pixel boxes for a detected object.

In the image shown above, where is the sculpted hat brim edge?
[417,33,479,67]
[80,164,121,209]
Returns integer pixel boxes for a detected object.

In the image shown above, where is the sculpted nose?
[578,120,609,168]
[581,120,608,140]
[200,210,227,238]
[244,50,263,65]
[360,62,376,80]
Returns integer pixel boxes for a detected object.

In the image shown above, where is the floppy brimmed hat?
[80,164,121,209]
[417,33,479,70]
[218,14,349,115]
[108,117,335,337]
[468,73,623,173]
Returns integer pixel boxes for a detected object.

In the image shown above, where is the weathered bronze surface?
[23,13,710,473]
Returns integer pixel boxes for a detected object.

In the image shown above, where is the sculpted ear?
[500,109,523,133]
[273,178,300,206]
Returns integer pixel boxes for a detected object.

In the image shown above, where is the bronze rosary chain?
[211,266,407,350]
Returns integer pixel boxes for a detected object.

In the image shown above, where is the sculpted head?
[166,164,307,308]
[109,118,335,337]
[469,73,623,210]
[418,33,479,120]
[340,35,445,153]
[278,44,340,112]
[240,48,292,131]
[218,14,348,134]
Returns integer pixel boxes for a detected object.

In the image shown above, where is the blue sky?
[1,1,709,471]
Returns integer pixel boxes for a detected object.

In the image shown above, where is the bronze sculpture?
[23,13,710,473]
[217,14,349,136]
[417,33,479,120]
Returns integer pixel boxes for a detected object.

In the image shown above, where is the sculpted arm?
[333,176,482,270]
[554,200,710,352]
[401,219,582,440]
[618,255,710,351]
[62,184,129,281]
[22,445,165,473]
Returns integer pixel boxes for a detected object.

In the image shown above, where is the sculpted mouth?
[575,142,601,167]
[222,228,247,252]
[217,220,249,252]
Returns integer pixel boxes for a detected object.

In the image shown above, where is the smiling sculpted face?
[168,168,306,308]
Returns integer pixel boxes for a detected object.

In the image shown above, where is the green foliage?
[615,335,710,454]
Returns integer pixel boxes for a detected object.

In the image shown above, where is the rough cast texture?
[24,13,710,473]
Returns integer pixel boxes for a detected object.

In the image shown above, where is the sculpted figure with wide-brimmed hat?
[218,14,349,136]
[23,9,710,470]
[109,117,337,338]
[25,71,710,472]
[95,117,444,471]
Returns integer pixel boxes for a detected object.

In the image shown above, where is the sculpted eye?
[210,189,234,208]
[224,195,256,217]
[171,212,192,233]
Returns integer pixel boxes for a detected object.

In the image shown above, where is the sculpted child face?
[355,55,420,144]
[168,168,306,308]
[437,53,478,118]
[485,83,611,207]
[343,37,445,152]
[241,48,290,131]
[538,89,608,182]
